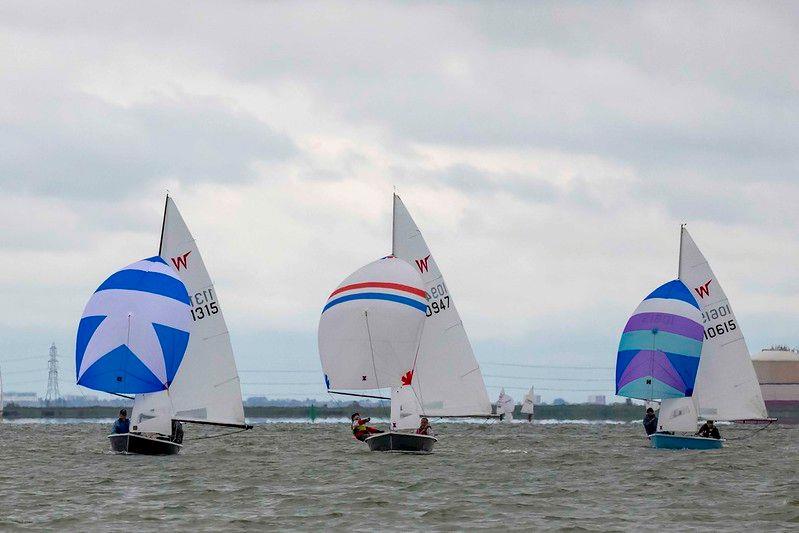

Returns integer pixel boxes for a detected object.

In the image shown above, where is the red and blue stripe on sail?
[322,281,428,314]
[616,279,704,400]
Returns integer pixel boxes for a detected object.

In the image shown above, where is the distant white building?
[534,394,542,405]
[587,395,606,405]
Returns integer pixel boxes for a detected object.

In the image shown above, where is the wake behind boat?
[76,195,251,455]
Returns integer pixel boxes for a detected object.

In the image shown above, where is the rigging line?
[724,420,774,441]
[484,362,613,370]
[364,310,380,391]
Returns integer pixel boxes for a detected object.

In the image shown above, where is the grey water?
[0,421,796,531]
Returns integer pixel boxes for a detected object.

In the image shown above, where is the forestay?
[318,256,428,391]
[132,197,247,432]
[392,194,492,417]
[678,227,768,421]
[616,279,704,400]
[76,257,192,395]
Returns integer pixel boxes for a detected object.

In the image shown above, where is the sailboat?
[318,256,436,452]
[521,387,535,421]
[615,226,770,450]
[318,193,494,452]
[496,388,515,421]
[76,196,251,455]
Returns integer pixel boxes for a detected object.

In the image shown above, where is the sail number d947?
[425,283,450,317]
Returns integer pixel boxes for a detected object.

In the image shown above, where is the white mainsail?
[521,387,535,416]
[132,197,247,432]
[391,194,492,417]
[673,227,767,424]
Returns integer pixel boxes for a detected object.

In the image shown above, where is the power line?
[483,374,612,382]
[0,355,44,364]
[483,362,613,370]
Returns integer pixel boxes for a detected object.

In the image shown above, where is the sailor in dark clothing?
[643,407,658,436]
[696,420,722,439]
[112,409,130,434]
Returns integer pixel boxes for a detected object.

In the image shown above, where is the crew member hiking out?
[351,412,382,441]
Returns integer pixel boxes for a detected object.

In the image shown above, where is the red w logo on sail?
[415,255,431,273]
[171,251,191,271]
[694,279,712,299]
[401,370,414,386]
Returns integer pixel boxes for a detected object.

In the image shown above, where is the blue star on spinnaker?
[76,256,192,394]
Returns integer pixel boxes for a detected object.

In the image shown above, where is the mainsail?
[615,279,704,400]
[521,387,535,416]
[318,256,427,392]
[677,227,768,421]
[391,194,492,417]
[132,197,248,432]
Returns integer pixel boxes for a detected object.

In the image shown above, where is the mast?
[678,223,685,278]
[158,193,169,256]
[391,192,397,256]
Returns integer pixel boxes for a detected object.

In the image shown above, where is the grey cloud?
[1,87,295,198]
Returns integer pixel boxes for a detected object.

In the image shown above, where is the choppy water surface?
[0,421,796,531]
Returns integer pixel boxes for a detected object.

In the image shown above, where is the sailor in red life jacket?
[416,417,433,436]
[351,412,382,441]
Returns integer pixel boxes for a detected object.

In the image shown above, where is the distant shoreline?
[1,403,646,421]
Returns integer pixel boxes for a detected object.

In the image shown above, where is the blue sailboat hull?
[650,433,724,450]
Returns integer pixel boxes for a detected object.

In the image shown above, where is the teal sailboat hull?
[650,433,724,450]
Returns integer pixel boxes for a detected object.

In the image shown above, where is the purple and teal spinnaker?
[615,279,704,400]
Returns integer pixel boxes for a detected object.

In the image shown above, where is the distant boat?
[521,387,535,421]
[496,388,515,421]
[318,193,494,452]
[615,226,770,450]
[76,196,251,455]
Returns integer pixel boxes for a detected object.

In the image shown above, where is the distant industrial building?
[752,346,799,424]
[587,395,606,405]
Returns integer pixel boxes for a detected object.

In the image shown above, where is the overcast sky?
[1,2,797,403]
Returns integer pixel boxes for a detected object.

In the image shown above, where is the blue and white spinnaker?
[76,256,192,394]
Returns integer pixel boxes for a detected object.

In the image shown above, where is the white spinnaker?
[318,257,427,391]
[390,385,423,431]
[132,197,247,431]
[521,387,535,415]
[678,227,767,421]
[496,388,515,420]
[392,194,492,416]
[658,397,699,432]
